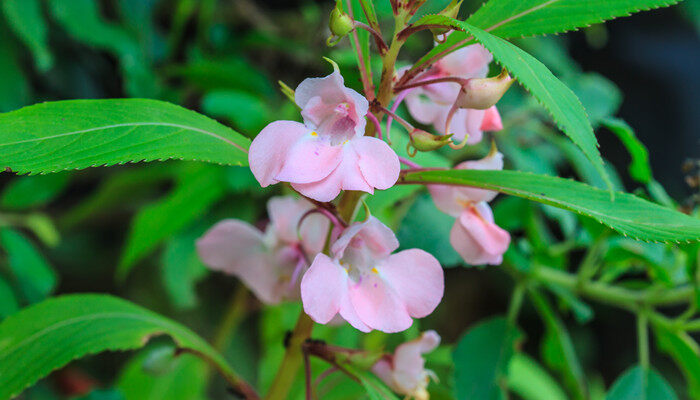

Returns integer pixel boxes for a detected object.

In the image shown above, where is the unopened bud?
[430,0,463,41]
[327,1,354,46]
[410,129,453,152]
[455,69,513,110]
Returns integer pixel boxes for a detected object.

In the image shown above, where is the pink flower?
[196,196,329,304]
[428,151,510,265]
[404,44,503,144]
[372,330,440,400]
[249,66,400,202]
[300,217,444,333]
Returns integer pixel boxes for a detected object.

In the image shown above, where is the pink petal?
[353,136,400,190]
[291,144,372,202]
[275,136,342,184]
[371,358,398,392]
[249,121,308,187]
[480,106,503,131]
[381,249,444,318]
[391,331,441,392]
[196,220,280,303]
[348,272,413,333]
[427,184,464,217]
[331,217,399,259]
[438,44,492,79]
[296,70,347,109]
[435,107,485,143]
[266,196,328,251]
[300,254,345,324]
[405,90,445,125]
[450,203,510,265]
[453,151,504,203]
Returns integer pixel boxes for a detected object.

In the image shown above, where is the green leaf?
[601,118,652,184]
[0,228,57,304]
[653,325,700,398]
[1,0,53,71]
[165,58,274,97]
[467,0,680,39]
[507,353,569,400]
[400,169,700,243]
[0,275,19,318]
[118,164,227,279]
[1,173,70,210]
[161,230,208,310]
[529,289,587,399]
[0,99,250,175]
[202,90,271,135]
[413,17,610,191]
[606,366,677,400]
[344,364,400,400]
[0,294,242,399]
[47,0,159,97]
[453,316,522,400]
[117,346,208,400]
[0,30,30,113]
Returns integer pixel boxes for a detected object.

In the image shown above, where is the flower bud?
[430,0,463,41]
[410,129,453,152]
[455,68,513,110]
[327,0,354,46]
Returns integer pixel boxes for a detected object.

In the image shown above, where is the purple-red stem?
[366,112,383,141]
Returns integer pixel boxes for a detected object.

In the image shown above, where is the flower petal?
[439,44,492,79]
[291,144,372,202]
[391,331,441,394]
[451,203,510,265]
[196,220,280,303]
[249,121,308,187]
[275,136,342,184]
[381,249,444,318]
[300,254,345,324]
[331,216,399,259]
[266,196,328,250]
[405,90,445,125]
[480,105,503,131]
[353,136,400,190]
[348,272,413,333]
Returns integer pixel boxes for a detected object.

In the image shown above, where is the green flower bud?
[430,0,463,40]
[328,0,354,46]
[410,129,453,152]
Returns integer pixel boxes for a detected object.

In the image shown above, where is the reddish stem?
[365,112,383,141]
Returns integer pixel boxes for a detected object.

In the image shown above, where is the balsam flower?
[372,330,440,400]
[404,44,503,145]
[300,217,444,333]
[428,151,510,265]
[249,65,400,202]
[196,196,329,304]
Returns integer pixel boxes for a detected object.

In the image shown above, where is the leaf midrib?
[0,122,248,153]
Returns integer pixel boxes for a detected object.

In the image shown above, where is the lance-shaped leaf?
[0,294,250,399]
[411,17,611,191]
[1,0,53,72]
[400,169,700,243]
[0,99,250,174]
[419,0,680,69]
[606,366,677,400]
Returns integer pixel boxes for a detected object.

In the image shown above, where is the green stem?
[683,319,700,331]
[264,312,315,400]
[533,266,693,311]
[576,230,609,284]
[507,283,526,325]
[213,286,249,352]
[638,312,650,369]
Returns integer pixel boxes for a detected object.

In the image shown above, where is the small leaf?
[0,99,250,175]
[653,324,700,398]
[606,366,678,400]
[453,316,522,400]
[1,173,70,210]
[507,353,569,400]
[161,230,208,310]
[344,364,400,400]
[0,276,19,319]
[0,228,57,304]
[1,0,53,71]
[400,169,700,243]
[601,118,652,184]
[0,294,243,399]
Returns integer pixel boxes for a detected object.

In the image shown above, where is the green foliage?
[0,228,57,304]
[0,294,238,400]
[467,0,681,38]
[401,169,700,243]
[160,231,208,311]
[653,324,700,398]
[0,276,18,319]
[0,31,29,113]
[413,16,611,191]
[606,366,678,400]
[601,118,653,184]
[453,317,522,400]
[116,346,208,400]
[1,173,70,210]
[202,90,271,135]
[0,99,250,175]
[118,164,227,278]
[507,353,568,400]
[1,0,53,72]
